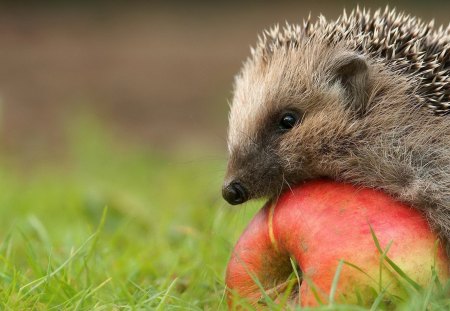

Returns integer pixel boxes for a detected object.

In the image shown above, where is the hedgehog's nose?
[222,181,248,205]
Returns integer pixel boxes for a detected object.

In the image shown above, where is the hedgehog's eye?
[279,113,298,131]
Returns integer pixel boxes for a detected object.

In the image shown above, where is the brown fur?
[224,9,450,256]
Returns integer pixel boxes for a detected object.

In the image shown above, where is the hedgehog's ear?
[332,52,369,116]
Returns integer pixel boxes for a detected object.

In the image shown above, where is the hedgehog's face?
[222,43,369,205]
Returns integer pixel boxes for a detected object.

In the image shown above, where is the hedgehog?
[222,7,450,255]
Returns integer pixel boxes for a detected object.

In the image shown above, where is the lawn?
[0,120,448,310]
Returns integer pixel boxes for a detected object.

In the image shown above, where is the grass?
[0,119,449,310]
[0,119,258,310]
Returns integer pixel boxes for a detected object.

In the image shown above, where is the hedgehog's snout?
[222,181,249,205]
[223,144,282,204]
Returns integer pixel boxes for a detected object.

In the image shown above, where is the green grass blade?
[20,232,98,296]
[329,259,344,305]
[156,277,178,310]
[369,224,422,292]
[369,281,392,311]
[233,253,276,308]
[342,260,378,284]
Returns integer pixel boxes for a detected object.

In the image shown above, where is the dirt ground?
[0,2,448,160]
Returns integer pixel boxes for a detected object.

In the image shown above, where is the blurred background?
[1,0,449,164]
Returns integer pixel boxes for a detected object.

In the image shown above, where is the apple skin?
[226,180,449,307]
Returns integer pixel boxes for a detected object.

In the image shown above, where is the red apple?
[226,180,449,308]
